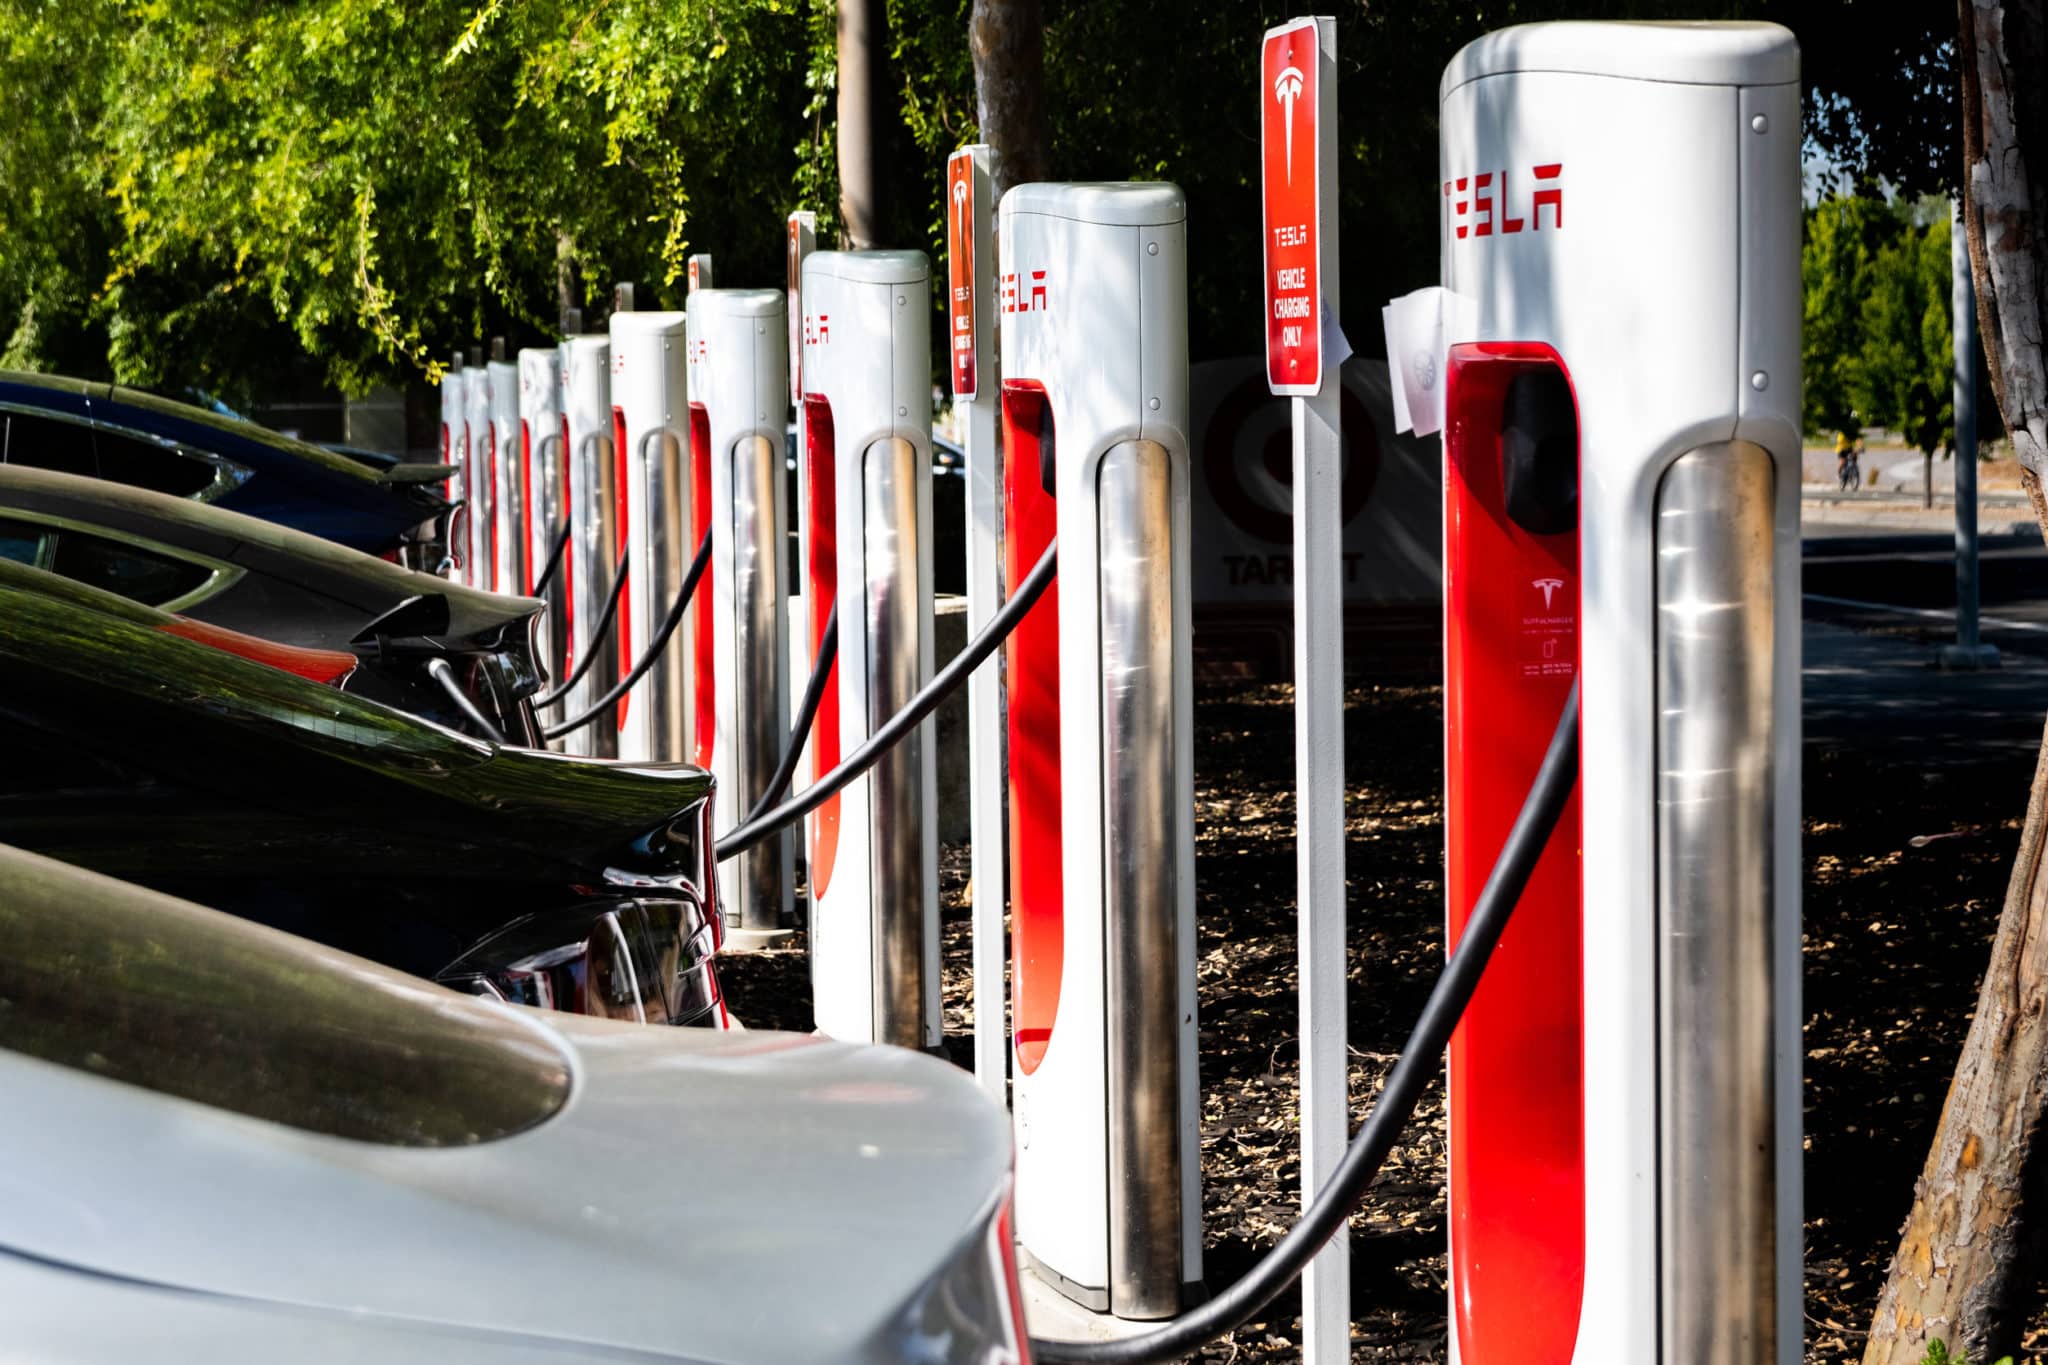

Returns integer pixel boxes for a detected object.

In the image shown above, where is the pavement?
[1803,615,2046,763]
[1799,481,2048,763]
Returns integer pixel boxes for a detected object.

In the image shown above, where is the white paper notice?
[1319,299,1353,373]
[1379,286,1474,437]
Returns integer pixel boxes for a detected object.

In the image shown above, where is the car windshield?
[0,845,571,1146]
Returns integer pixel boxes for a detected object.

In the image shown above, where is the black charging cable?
[743,604,840,823]
[1028,682,1580,1364]
[715,540,1055,861]
[529,522,572,598]
[532,541,631,708]
[543,531,711,741]
[425,655,508,745]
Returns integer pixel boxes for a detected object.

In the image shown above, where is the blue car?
[0,372,454,567]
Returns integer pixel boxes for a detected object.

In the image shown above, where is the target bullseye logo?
[1201,370,1376,545]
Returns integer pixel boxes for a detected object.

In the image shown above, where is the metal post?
[951,145,1006,1103]
[1942,199,1998,669]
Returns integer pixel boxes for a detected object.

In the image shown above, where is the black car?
[0,466,543,743]
[0,371,454,567]
[0,572,725,1024]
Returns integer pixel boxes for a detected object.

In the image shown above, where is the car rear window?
[2,410,96,476]
[91,427,221,497]
[49,529,213,607]
[0,846,572,1147]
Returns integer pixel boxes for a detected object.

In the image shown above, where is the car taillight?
[992,1193,1032,1364]
[159,618,359,686]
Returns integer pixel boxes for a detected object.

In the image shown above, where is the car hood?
[0,1013,1013,1364]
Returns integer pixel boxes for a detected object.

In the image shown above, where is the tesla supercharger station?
[1437,23,1801,1365]
[519,347,568,710]
[560,332,619,759]
[1000,183,1200,1321]
[439,355,465,579]
[687,287,793,940]
[610,308,697,764]
[462,351,491,591]
[798,250,938,1050]
[488,344,525,597]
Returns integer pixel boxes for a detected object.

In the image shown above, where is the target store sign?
[1261,17,1324,397]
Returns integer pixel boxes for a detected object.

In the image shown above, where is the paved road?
[1802,526,2048,651]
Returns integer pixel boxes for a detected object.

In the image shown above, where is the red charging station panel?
[802,396,842,902]
[688,403,715,771]
[520,419,536,596]
[1443,340,1585,1365]
[560,414,575,669]
[1001,379,1061,1073]
[612,406,632,728]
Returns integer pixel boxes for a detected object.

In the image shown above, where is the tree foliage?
[1855,205,1953,456]
[1802,194,1961,452]
[0,0,1960,405]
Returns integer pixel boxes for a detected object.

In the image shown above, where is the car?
[0,464,545,743]
[0,842,1026,1362]
[0,370,455,567]
[0,569,726,1021]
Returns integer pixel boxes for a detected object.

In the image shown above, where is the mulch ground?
[720,653,2045,1362]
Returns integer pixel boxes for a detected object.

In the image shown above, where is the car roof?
[0,463,535,634]
[0,371,453,511]
[0,562,712,862]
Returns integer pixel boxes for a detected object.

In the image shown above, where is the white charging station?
[609,307,698,765]
[462,352,491,591]
[687,286,794,938]
[519,346,567,705]
[559,331,619,759]
[487,345,524,597]
[1437,23,1801,1365]
[797,249,938,1050]
[439,355,466,580]
[999,183,1200,1321]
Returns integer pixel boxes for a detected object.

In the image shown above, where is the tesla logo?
[613,352,625,374]
[1273,65,1304,183]
[1532,577,1565,609]
[1446,163,1563,238]
[1001,269,1048,314]
[803,312,830,346]
[691,339,708,364]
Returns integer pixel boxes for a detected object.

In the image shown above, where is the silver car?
[0,844,1028,1363]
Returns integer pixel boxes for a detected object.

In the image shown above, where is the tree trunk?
[968,0,1049,200]
[1865,1,2048,1360]
[555,231,579,332]
[836,0,887,249]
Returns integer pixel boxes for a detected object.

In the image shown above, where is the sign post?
[1263,15,1346,1364]
[948,145,1005,1103]
[786,210,820,780]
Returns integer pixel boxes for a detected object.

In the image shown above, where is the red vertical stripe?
[1443,341,1585,1365]
[802,396,840,902]
[613,406,631,729]
[520,419,536,596]
[560,415,575,671]
[688,403,716,770]
[1001,380,1061,1075]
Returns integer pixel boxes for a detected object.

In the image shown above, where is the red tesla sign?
[1261,17,1322,396]
[947,150,979,400]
